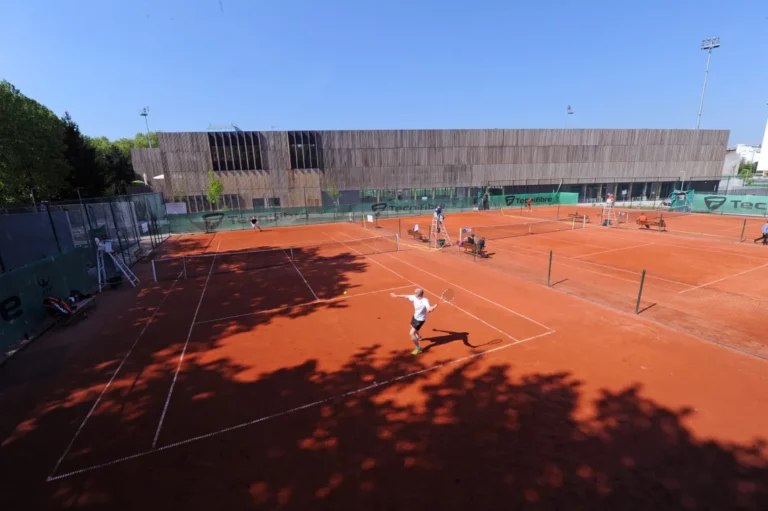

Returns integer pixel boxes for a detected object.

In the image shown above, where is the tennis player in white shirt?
[391,288,437,355]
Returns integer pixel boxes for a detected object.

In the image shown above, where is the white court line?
[530,234,607,249]
[152,241,221,449]
[494,236,692,288]
[583,226,768,260]
[47,329,555,482]
[286,250,319,301]
[324,233,527,341]
[573,242,654,259]
[677,263,768,294]
[48,272,185,479]
[332,232,554,334]
[194,285,414,325]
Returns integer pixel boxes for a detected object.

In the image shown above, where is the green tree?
[325,179,341,207]
[207,169,224,209]
[61,112,105,198]
[0,80,70,203]
[738,161,757,186]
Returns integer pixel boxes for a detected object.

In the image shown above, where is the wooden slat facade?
[131,129,729,207]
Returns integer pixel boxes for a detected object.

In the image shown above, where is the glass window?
[267,197,281,207]
[208,134,220,171]
[288,131,322,169]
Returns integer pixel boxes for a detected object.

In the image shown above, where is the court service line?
[48,271,185,479]
[194,285,414,325]
[325,233,526,341]
[152,241,221,449]
[286,251,319,301]
[332,232,554,334]
[47,329,555,483]
[573,243,654,259]
[677,263,768,295]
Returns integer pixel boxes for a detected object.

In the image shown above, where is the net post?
[582,215,587,229]
[635,269,646,314]
[547,250,553,287]
[152,260,157,282]
[739,218,747,242]
[557,205,560,220]
[571,217,576,230]
[398,218,402,237]
[182,257,188,279]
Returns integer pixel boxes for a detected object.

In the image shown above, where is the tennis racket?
[440,289,455,303]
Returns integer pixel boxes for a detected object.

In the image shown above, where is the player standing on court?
[754,220,768,245]
[391,288,437,355]
[250,215,262,232]
[526,198,533,211]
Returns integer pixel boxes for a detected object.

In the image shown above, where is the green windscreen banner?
[692,194,768,217]
[490,192,579,208]
[0,248,93,351]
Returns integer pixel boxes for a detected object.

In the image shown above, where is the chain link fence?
[0,192,169,274]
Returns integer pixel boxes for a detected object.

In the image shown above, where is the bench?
[462,241,486,257]
[407,229,428,242]
[636,218,666,231]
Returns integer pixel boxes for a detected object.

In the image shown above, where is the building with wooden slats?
[131,128,729,211]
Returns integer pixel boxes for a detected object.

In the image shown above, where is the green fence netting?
[0,248,93,353]
[692,193,768,217]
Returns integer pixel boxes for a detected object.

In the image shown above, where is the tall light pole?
[696,37,720,130]
[140,107,152,148]
[566,105,574,128]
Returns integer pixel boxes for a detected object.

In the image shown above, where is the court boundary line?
[573,242,654,259]
[194,285,414,325]
[331,232,554,334]
[46,329,555,482]
[48,272,185,479]
[152,241,221,449]
[493,236,693,288]
[486,243,647,286]
[587,224,768,259]
[286,250,319,301]
[325,233,537,341]
[677,263,768,294]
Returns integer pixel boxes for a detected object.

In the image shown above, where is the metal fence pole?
[635,270,647,314]
[739,219,747,242]
[547,250,553,287]
[43,201,62,254]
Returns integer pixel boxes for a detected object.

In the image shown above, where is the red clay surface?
[1,212,767,510]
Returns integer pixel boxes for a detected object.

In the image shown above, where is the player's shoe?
[412,347,423,356]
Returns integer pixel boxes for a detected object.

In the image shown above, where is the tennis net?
[458,218,585,243]
[151,234,399,281]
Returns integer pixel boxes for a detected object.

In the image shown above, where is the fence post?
[635,270,647,314]
[151,260,157,282]
[739,218,747,242]
[547,250,553,287]
[107,198,127,266]
[43,201,62,254]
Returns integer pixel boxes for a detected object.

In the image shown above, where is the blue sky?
[1,0,766,144]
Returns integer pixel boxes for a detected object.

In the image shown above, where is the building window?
[267,197,281,207]
[208,131,264,171]
[288,131,322,169]
[187,195,211,213]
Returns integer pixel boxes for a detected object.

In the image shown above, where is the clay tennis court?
[2,210,767,509]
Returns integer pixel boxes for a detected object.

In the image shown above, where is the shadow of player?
[421,329,476,352]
